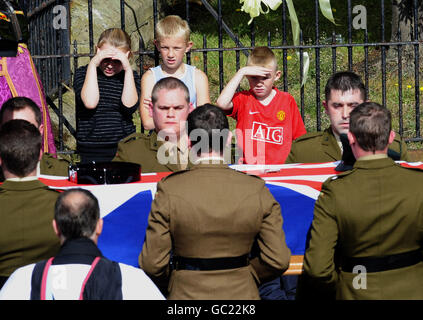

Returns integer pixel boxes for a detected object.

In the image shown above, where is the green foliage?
[155,0,422,148]
[186,35,421,141]
[165,0,393,43]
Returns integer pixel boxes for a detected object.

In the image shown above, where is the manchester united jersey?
[229,88,306,164]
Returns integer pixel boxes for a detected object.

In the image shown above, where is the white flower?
[240,0,282,24]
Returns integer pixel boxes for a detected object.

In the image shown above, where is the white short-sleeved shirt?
[0,263,165,300]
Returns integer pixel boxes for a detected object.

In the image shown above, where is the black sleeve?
[73,65,88,102]
[119,70,141,116]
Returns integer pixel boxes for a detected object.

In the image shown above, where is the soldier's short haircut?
[187,104,229,154]
[151,77,190,105]
[324,71,366,102]
[54,188,100,240]
[349,102,392,152]
[0,96,42,127]
[0,119,41,177]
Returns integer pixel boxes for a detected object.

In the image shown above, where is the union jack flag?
[39,161,423,269]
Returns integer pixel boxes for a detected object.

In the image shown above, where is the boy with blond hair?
[140,15,210,130]
[217,46,306,164]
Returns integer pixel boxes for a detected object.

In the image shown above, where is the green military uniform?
[301,156,423,299]
[139,162,291,299]
[113,131,192,173]
[286,127,409,163]
[0,179,61,279]
[40,153,70,177]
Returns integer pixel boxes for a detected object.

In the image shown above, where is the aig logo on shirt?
[251,121,283,145]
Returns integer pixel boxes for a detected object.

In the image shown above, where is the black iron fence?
[24,0,71,151]
[24,0,422,153]
[26,0,71,97]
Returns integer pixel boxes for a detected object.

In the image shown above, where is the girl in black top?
[74,28,140,163]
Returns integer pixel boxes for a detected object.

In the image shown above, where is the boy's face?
[155,36,193,71]
[246,63,281,100]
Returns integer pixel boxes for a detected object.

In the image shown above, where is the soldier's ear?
[323,101,329,114]
[388,130,396,145]
[148,102,154,118]
[347,131,356,146]
[38,123,44,136]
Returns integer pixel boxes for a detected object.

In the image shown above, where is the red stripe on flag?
[398,162,423,170]
[38,178,78,187]
[139,172,171,183]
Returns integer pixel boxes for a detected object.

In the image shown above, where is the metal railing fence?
[24,0,422,153]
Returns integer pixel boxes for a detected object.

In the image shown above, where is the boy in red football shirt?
[217,46,306,164]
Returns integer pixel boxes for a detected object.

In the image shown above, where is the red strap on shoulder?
[79,257,101,300]
[40,257,54,300]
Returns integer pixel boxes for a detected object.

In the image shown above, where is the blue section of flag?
[266,184,315,255]
[97,184,315,268]
[97,190,152,267]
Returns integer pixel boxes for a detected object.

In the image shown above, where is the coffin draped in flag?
[38,161,423,269]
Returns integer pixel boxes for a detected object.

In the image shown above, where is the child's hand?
[90,48,131,71]
[112,50,132,71]
[142,98,152,114]
[143,98,152,109]
[240,66,273,78]
[90,47,116,67]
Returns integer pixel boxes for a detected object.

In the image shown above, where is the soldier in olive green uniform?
[0,97,70,179]
[140,105,290,299]
[301,102,423,300]
[286,71,409,164]
[287,127,408,163]
[39,153,70,176]
[113,77,194,173]
[0,120,60,288]
[113,131,190,173]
